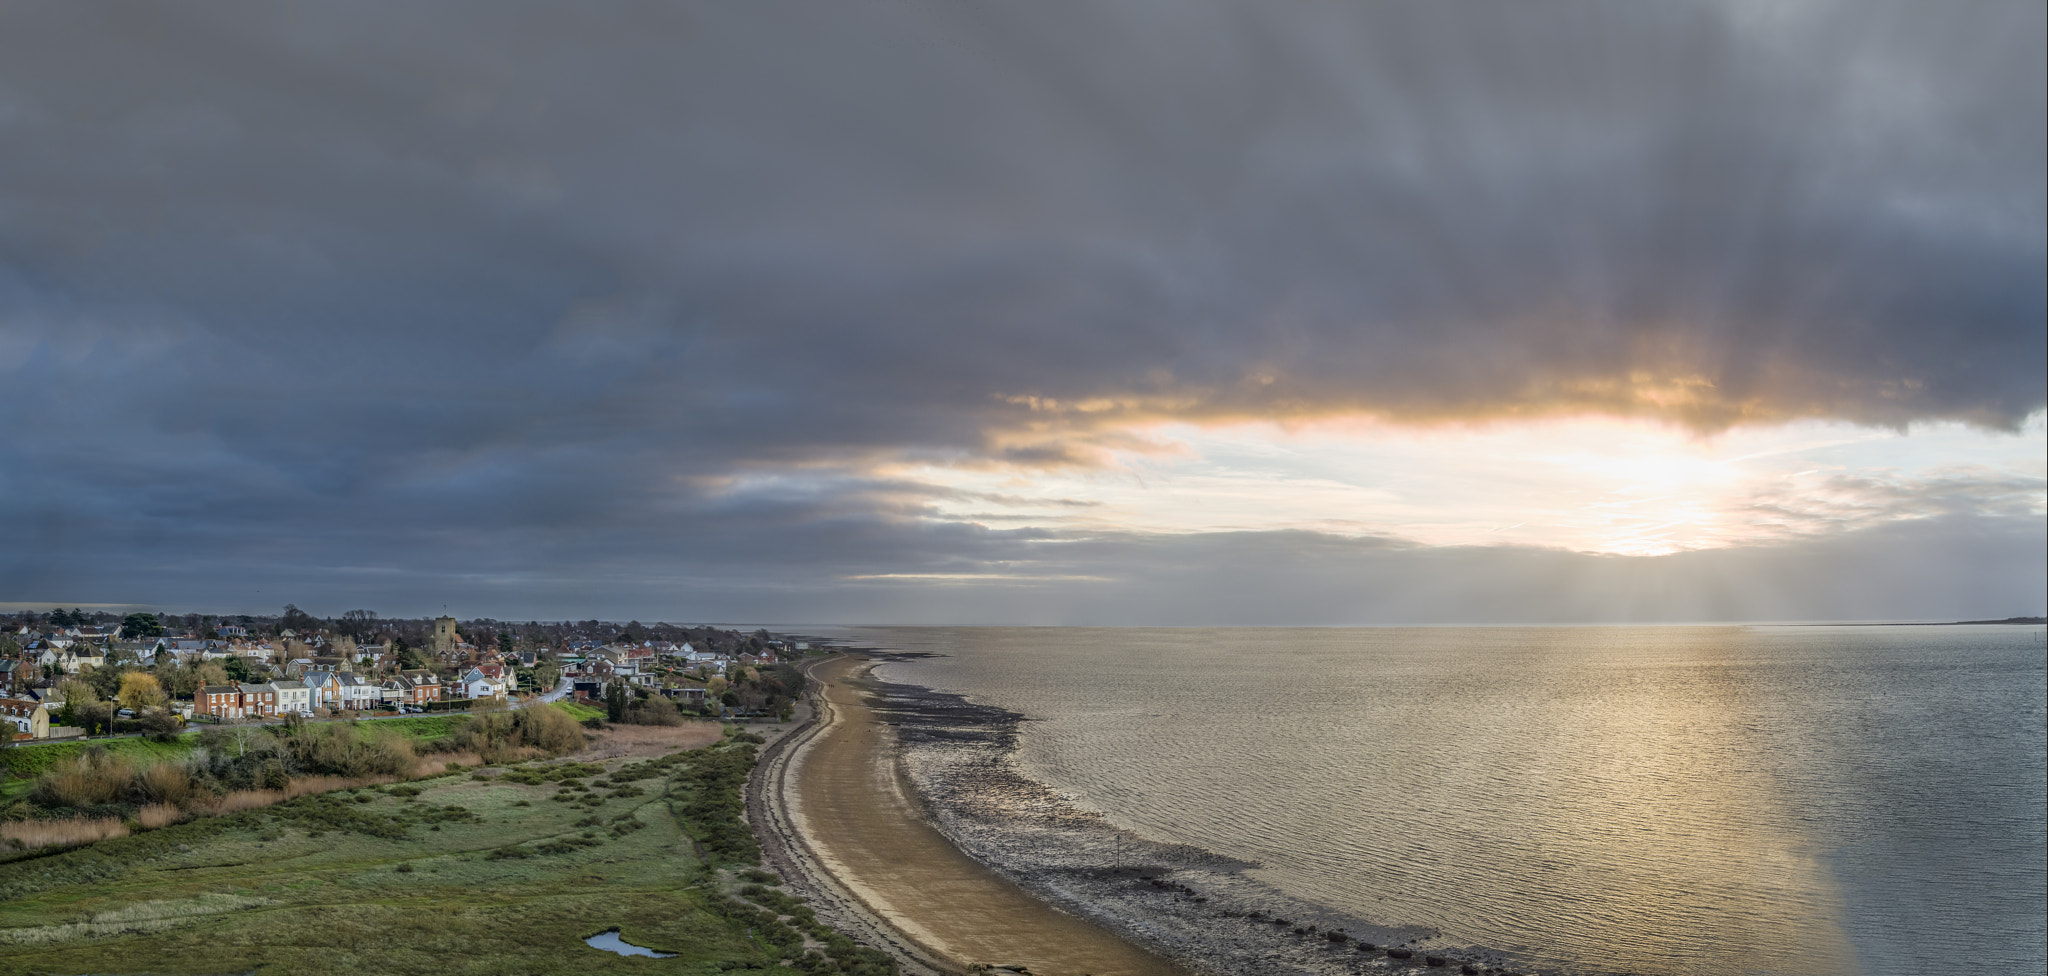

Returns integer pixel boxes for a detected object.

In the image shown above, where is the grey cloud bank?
[0,2,2041,622]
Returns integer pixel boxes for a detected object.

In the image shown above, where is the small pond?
[585,928,676,958]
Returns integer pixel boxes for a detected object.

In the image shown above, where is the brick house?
[399,670,442,703]
[197,684,243,720]
[238,682,279,718]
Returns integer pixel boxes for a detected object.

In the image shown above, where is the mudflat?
[790,656,1181,976]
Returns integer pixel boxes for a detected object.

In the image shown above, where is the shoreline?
[861,663,1513,976]
[750,653,1184,976]
[748,655,955,976]
[752,652,1528,976]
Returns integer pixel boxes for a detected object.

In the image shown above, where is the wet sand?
[767,655,1183,976]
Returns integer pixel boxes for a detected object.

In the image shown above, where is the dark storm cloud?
[0,2,2040,617]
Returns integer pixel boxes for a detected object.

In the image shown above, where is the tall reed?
[0,817,129,851]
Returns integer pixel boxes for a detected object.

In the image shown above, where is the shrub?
[283,723,416,778]
[140,764,193,806]
[439,706,586,759]
[621,699,683,726]
[135,803,186,829]
[33,749,135,808]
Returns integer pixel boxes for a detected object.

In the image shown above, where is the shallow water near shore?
[841,625,2046,976]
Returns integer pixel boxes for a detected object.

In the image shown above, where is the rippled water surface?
[855,626,2046,975]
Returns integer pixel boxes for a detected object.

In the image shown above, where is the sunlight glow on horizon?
[896,412,2047,557]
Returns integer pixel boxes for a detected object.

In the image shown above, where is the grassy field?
[0,730,885,975]
[550,700,605,722]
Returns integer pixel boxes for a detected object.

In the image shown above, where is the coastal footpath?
[751,654,1183,976]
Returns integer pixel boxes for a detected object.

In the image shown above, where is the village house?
[301,670,340,710]
[664,685,707,706]
[36,644,104,674]
[274,679,312,716]
[196,684,244,720]
[334,673,380,711]
[458,667,508,701]
[0,660,24,696]
[1,697,51,739]
[399,669,443,703]
[238,682,280,719]
[682,645,720,666]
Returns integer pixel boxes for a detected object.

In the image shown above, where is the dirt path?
[755,655,1183,976]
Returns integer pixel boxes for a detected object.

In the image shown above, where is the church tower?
[431,616,460,656]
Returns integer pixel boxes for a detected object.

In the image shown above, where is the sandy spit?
[749,655,1185,976]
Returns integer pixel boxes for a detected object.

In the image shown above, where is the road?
[534,673,572,703]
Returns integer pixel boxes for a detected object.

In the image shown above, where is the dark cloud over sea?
[1,2,2041,621]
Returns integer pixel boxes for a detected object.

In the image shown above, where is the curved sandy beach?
[751,655,1183,976]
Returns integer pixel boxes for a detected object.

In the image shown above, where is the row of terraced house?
[192,669,448,720]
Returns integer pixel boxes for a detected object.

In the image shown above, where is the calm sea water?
[851,626,2046,976]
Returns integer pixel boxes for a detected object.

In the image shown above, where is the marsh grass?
[0,817,129,851]
[0,894,274,946]
[7,716,555,856]
[0,744,808,974]
[134,803,186,829]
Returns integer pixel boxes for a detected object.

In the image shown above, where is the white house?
[36,645,103,674]
[0,698,51,738]
[334,673,380,710]
[459,667,508,701]
[273,680,312,716]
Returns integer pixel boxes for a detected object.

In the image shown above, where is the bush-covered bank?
[1,734,200,781]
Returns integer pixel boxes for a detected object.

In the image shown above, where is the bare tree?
[337,609,379,640]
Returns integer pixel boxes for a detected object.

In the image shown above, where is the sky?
[0,1,2041,625]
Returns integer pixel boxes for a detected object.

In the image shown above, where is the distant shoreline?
[1815,616,2046,627]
